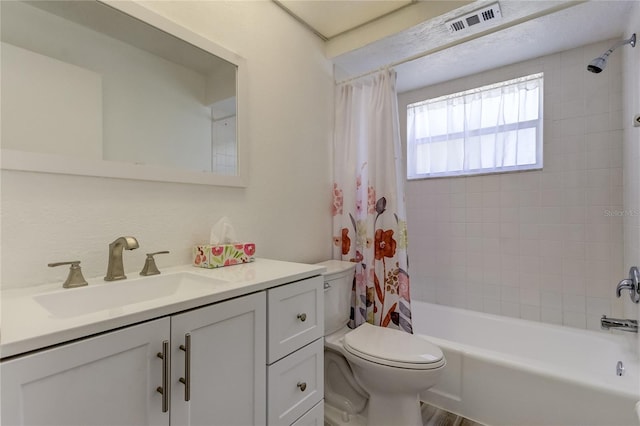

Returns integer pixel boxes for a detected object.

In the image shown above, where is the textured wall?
[1,1,334,290]
[399,40,628,330]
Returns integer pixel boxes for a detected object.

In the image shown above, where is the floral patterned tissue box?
[193,243,256,268]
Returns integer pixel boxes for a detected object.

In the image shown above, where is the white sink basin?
[34,273,227,318]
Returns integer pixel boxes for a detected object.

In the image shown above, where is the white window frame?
[406,73,543,180]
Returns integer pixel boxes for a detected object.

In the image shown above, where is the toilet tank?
[317,260,356,335]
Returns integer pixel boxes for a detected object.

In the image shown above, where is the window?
[406,73,543,179]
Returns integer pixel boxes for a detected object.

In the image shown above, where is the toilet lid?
[343,323,444,370]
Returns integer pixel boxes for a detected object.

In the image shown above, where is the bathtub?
[413,301,640,426]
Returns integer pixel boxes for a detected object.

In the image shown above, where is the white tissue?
[210,216,238,245]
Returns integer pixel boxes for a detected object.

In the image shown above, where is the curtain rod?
[335,1,586,86]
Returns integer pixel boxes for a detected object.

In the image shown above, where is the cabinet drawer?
[291,400,324,426]
[267,339,324,426]
[268,276,323,363]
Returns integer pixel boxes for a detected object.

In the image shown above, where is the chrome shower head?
[587,56,608,74]
[587,33,636,74]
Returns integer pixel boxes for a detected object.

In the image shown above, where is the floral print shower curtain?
[332,69,412,334]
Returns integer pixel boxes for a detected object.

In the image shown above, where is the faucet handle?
[48,261,89,288]
[140,251,170,276]
[616,266,640,303]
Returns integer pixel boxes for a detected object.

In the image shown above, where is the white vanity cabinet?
[1,317,171,426]
[0,260,326,426]
[1,292,267,426]
[266,276,324,426]
[170,291,266,426]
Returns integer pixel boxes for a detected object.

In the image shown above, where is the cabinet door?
[1,318,170,426]
[171,292,267,426]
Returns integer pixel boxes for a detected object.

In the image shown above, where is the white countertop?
[1,258,326,359]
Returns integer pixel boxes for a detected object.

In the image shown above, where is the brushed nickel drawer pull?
[179,333,191,401]
[297,313,307,322]
[297,381,307,392]
[156,340,170,413]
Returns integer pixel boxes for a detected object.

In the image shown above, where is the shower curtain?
[332,69,413,334]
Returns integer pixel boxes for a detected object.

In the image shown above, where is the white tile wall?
[399,40,627,330]
[212,115,237,176]
[622,4,640,329]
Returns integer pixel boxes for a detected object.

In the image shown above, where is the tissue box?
[193,243,256,269]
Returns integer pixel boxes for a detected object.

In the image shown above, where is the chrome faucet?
[601,315,638,333]
[105,236,139,281]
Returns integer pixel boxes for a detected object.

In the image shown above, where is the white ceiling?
[275,0,637,93]
[275,0,414,40]
[347,0,635,93]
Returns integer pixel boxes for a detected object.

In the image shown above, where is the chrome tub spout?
[600,315,638,332]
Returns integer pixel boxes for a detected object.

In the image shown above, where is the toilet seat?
[343,323,445,370]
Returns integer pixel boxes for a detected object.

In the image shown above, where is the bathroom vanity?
[0,259,325,426]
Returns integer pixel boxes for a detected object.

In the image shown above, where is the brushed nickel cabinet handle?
[179,333,191,401]
[297,313,307,322]
[297,382,307,392]
[156,340,170,413]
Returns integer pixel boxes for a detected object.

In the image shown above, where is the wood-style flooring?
[422,403,484,426]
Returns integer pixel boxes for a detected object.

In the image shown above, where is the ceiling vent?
[445,3,502,34]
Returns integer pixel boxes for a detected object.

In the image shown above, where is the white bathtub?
[413,301,640,426]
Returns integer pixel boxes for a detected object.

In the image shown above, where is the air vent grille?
[451,21,465,32]
[445,3,502,34]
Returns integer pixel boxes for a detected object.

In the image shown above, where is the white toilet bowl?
[342,323,445,426]
[325,349,367,413]
[318,260,446,426]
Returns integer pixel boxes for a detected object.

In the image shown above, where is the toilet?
[318,260,446,426]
